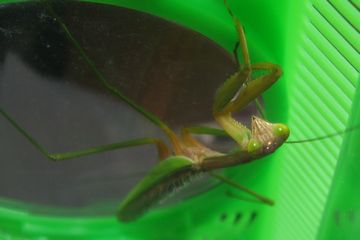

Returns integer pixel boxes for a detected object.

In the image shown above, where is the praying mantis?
[1,0,288,222]
[0,0,355,224]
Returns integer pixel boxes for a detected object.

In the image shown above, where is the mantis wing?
[117,156,197,222]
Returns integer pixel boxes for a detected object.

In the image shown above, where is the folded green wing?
[117,156,196,222]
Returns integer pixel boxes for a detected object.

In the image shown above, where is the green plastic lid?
[0,0,359,240]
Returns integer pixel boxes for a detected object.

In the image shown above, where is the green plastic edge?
[271,1,359,240]
[315,2,360,239]
[0,0,288,239]
[317,76,360,239]
[2,0,358,240]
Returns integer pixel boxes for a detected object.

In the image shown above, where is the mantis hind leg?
[0,108,170,161]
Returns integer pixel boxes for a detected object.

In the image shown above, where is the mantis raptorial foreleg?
[212,1,283,150]
[231,42,267,119]
[224,0,250,69]
[226,1,268,120]
[0,108,170,161]
[223,62,281,115]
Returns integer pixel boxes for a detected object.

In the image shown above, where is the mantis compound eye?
[273,124,290,139]
[247,139,263,154]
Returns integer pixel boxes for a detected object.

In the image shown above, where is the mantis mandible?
[1,0,290,222]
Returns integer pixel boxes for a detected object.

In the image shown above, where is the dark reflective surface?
[0,1,257,214]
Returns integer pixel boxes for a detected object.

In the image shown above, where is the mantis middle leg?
[0,108,171,161]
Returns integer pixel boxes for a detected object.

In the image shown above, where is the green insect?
[115,0,289,221]
[0,0,354,223]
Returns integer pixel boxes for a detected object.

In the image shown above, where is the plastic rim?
[1,0,358,240]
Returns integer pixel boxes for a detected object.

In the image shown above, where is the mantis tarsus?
[0,0,355,222]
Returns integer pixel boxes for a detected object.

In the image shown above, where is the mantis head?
[247,116,290,155]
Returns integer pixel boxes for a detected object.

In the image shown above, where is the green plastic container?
[0,0,359,239]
